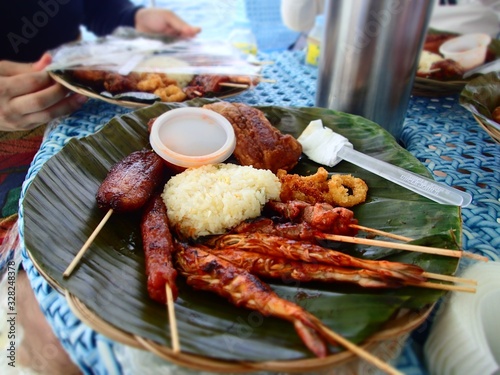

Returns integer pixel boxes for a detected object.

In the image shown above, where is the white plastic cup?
[439,33,492,71]
[149,107,236,169]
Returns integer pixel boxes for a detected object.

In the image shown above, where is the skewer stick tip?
[319,325,404,375]
[63,209,114,278]
[463,251,489,262]
[409,281,476,294]
[165,284,180,353]
[422,272,478,286]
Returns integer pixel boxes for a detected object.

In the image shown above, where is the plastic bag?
[46,28,261,104]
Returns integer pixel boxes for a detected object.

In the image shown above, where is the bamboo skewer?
[251,60,275,66]
[319,233,488,262]
[336,226,481,288]
[350,224,413,242]
[350,225,487,262]
[258,78,276,83]
[408,281,476,293]
[165,284,180,353]
[219,82,249,89]
[422,272,477,285]
[63,209,114,278]
[318,324,404,375]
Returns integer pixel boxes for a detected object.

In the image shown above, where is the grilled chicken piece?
[203,102,302,173]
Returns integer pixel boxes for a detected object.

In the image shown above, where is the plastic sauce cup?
[149,107,236,169]
[439,33,492,71]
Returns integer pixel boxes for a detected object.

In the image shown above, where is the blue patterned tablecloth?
[18,50,500,375]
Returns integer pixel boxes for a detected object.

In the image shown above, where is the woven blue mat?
[18,50,500,374]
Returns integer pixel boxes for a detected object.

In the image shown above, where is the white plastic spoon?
[298,120,472,207]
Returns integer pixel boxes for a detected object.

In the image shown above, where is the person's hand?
[134,8,201,38]
[0,53,88,132]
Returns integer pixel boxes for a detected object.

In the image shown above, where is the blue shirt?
[1,0,142,62]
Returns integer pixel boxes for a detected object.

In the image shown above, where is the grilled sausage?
[141,194,178,303]
[96,149,165,213]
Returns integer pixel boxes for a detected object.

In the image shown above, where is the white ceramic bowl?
[439,33,492,71]
[149,107,236,169]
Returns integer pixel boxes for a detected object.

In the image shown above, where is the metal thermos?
[316,0,435,141]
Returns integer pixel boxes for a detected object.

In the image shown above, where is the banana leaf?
[459,71,500,131]
[22,98,461,362]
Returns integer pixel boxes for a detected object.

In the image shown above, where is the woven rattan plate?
[49,71,252,108]
[68,292,433,374]
[23,101,462,373]
[412,77,468,97]
[26,248,433,373]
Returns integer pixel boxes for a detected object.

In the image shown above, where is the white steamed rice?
[162,163,281,238]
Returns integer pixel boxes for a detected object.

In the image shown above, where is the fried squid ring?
[326,174,368,207]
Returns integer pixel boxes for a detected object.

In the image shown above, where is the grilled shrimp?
[214,233,425,283]
[174,242,337,357]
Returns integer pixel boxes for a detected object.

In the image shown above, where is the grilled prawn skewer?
[209,249,403,288]
[174,242,334,358]
[214,233,425,283]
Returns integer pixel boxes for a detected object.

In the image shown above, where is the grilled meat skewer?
[265,200,359,236]
[96,149,166,213]
[141,194,178,303]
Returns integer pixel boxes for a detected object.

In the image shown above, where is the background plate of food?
[22,99,463,373]
[459,71,500,143]
[47,28,261,108]
[413,29,500,97]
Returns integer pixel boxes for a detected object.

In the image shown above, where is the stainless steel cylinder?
[316,0,435,140]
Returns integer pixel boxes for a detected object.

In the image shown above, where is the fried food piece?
[278,167,329,204]
[136,73,164,92]
[154,85,187,102]
[277,167,368,208]
[327,174,369,207]
[203,102,302,173]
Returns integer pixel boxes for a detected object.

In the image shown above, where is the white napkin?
[424,261,500,375]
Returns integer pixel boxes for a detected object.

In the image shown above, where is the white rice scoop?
[298,120,472,207]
